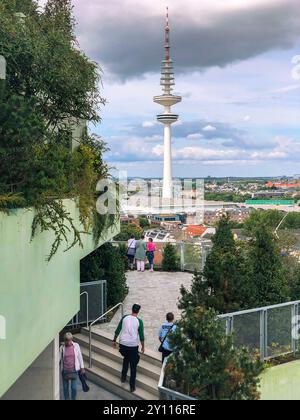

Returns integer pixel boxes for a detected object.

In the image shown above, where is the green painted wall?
[260,360,300,400]
[0,200,119,397]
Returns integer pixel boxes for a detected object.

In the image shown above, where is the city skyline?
[40,0,300,178]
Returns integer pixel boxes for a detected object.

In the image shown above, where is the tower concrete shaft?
[154,7,181,199]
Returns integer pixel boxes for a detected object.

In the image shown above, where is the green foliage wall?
[0,0,117,260]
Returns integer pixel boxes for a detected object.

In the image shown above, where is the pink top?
[63,344,76,372]
[147,243,155,252]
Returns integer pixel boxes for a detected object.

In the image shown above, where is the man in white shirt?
[113,304,145,393]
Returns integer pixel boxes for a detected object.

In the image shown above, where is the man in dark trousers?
[113,304,145,393]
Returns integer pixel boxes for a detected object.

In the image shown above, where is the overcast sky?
[43,0,300,178]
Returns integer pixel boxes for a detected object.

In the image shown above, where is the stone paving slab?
[60,378,121,400]
[94,271,193,353]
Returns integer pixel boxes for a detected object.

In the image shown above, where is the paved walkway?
[94,271,193,353]
[60,379,121,401]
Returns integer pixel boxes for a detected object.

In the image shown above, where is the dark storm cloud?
[74,0,300,79]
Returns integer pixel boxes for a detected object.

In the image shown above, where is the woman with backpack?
[127,235,136,270]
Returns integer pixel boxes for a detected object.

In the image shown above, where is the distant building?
[252,191,287,199]
[151,214,181,223]
[266,181,300,189]
[204,208,252,224]
[120,215,140,227]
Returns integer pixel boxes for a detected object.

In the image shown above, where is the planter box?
[159,360,300,400]
[260,360,300,400]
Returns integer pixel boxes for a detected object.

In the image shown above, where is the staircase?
[75,329,161,400]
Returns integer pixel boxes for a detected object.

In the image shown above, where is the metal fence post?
[292,303,298,355]
[260,310,267,361]
[226,316,233,335]
[180,243,185,272]
[0,55,6,99]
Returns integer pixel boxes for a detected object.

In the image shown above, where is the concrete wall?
[260,360,300,400]
[0,200,119,397]
[2,337,60,400]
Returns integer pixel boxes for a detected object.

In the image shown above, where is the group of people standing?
[127,235,156,272]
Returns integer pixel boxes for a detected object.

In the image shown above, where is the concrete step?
[81,347,159,397]
[76,333,161,381]
[75,330,161,401]
[81,327,162,368]
[86,365,158,401]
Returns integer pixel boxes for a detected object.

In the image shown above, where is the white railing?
[158,300,300,400]
[158,359,196,400]
[111,240,211,273]
[218,300,300,361]
[89,302,124,368]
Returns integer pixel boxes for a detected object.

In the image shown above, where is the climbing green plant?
[0,0,118,260]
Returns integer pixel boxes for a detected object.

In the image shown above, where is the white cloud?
[143,121,156,128]
[187,133,204,140]
[271,84,300,94]
[202,125,217,132]
[152,144,164,156]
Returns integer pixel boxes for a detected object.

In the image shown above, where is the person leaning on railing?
[135,236,147,272]
[127,235,136,270]
[146,238,156,272]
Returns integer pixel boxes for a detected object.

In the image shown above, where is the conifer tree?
[166,306,263,400]
[180,216,250,313]
[247,225,290,307]
[162,243,180,272]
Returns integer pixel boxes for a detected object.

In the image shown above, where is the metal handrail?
[158,358,196,400]
[218,300,300,319]
[89,302,124,368]
[218,300,300,361]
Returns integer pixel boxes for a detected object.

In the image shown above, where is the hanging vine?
[0,1,119,261]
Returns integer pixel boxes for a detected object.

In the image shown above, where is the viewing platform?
[93,270,193,353]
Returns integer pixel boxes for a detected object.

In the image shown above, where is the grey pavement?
[94,270,193,353]
[60,377,121,401]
